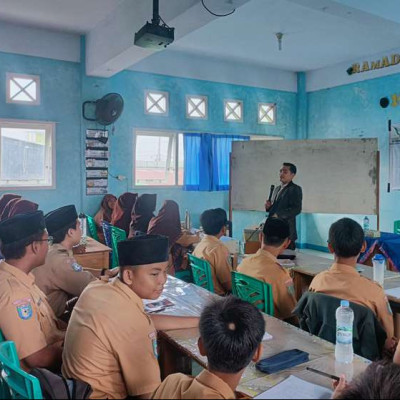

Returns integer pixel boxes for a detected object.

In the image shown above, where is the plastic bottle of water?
[363,216,370,231]
[335,300,354,364]
[185,210,191,230]
[372,254,386,287]
[79,213,87,240]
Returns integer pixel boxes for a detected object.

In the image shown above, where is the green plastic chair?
[110,226,127,269]
[231,271,274,316]
[0,331,5,342]
[394,220,400,235]
[86,215,100,242]
[0,341,42,399]
[187,254,214,293]
[175,270,193,283]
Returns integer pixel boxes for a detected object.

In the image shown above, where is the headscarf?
[111,192,138,234]
[100,194,117,223]
[129,194,157,236]
[147,200,182,247]
[0,198,20,221]
[7,199,39,219]
[0,194,21,218]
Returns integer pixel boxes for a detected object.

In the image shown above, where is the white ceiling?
[0,0,400,73]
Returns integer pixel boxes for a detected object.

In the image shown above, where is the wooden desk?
[72,237,111,270]
[156,276,369,397]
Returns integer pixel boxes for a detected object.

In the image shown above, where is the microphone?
[268,185,275,202]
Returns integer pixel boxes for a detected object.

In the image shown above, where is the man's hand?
[265,200,272,211]
[332,375,347,399]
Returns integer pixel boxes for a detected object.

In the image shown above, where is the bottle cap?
[372,254,385,261]
[340,300,349,307]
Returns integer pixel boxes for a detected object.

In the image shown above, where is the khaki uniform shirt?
[0,261,64,363]
[193,235,232,295]
[62,278,160,399]
[237,249,297,319]
[151,370,235,399]
[32,244,96,317]
[309,263,394,338]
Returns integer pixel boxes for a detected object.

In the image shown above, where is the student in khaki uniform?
[62,235,199,400]
[151,296,264,399]
[33,205,118,318]
[309,218,395,345]
[193,208,232,295]
[0,211,65,371]
[238,217,297,320]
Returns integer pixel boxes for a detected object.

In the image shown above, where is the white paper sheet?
[385,287,400,299]
[262,332,273,341]
[254,375,332,400]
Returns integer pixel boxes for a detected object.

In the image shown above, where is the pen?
[306,367,340,381]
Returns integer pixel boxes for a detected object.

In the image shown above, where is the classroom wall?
[0,45,297,229]
[304,72,400,249]
[82,69,298,227]
[0,51,83,213]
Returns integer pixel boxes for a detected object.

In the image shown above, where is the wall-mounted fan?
[82,93,124,126]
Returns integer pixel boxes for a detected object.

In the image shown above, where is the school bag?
[30,368,92,399]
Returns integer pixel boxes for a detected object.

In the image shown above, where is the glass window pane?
[135,135,176,185]
[1,128,46,181]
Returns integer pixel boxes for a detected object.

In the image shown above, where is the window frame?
[144,90,169,116]
[224,99,243,123]
[258,102,276,125]
[6,73,41,105]
[0,118,56,190]
[186,95,208,120]
[133,129,183,188]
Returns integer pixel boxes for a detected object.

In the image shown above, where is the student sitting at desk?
[129,193,157,237]
[309,218,395,345]
[148,200,200,275]
[0,211,65,372]
[62,235,199,399]
[151,296,264,399]
[33,205,117,318]
[94,194,116,240]
[237,217,297,320]
[193,208,232,296]
[111,192,138,235]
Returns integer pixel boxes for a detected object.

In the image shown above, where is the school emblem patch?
[149,331,158,358]
[13,299,33,320]
[71,262,83,272]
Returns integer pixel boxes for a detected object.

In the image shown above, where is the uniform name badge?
[13,298,33,320]
[149,331,158,358]
[71,262,83,272]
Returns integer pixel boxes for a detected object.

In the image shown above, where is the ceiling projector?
[134,0,174,50]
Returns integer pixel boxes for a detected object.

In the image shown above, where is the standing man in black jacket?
[265,163,302,250]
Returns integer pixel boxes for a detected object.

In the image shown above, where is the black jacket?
[268,181,302,242]
[294,291,386,361]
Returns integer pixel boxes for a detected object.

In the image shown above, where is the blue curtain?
[183,133,249,191]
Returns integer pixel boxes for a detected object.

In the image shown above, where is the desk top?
[72,237,111,255]
[158,276,369,397]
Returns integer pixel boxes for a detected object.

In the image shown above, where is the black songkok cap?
[118,234,169,266]
[45,205,78,236]
[0,211,45,245]
[263,217,290,239]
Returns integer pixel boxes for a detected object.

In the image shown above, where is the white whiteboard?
[231,139,378,214]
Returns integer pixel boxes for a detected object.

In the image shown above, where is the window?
[186,95,208,119]
[0,120,55,188]
[134,130,184,186]
[224,99,243,122]
[145,90,169,115]
[258,103,276,124]
[6,73,40,105]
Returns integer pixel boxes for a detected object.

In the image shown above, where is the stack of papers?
[254,375,332,399]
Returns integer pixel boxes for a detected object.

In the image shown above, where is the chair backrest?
[187,254,214,293]
[86,215,99,241]
[231,271,274,316]
[110,225,127,269]
[0,341,42,399]
[394,220,400,235]
[294,291,386,361]
[0,331,5,343]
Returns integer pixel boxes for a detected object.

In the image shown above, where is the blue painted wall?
[0,51,82,213]
[305,73,400,248]
[0,50,297,232]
